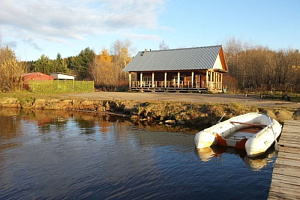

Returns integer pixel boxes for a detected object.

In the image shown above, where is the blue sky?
[1,0,299,61]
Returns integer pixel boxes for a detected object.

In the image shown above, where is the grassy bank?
[260,92,300,102]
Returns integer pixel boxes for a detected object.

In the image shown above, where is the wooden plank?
[275,158,300,167]
[268,121,300,200]
[279,134,300,140]
[278,146,299,153]
[271,174,300,185]
[271,183,300,196]
[283,122,300,127]
[273,165,300,178]
[269,190,300,200]
[270,183,300,192]
[277,152,300,161]
[280,133,300,138]
[279,143,300,148]
[282,125,300,129]
[278,139,300,145]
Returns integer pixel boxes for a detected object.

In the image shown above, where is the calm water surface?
[0,109,276,200]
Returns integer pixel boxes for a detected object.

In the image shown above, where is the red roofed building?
[22,72,54,90]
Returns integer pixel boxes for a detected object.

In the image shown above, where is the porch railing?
[131,81,222,90]
[131,81,209,88]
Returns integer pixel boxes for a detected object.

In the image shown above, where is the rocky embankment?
[0,97,299,126]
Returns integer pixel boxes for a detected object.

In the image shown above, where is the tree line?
[0,36,300,93]
[0,38,132,92]
[224,38,300,93]
[23,39,132,90]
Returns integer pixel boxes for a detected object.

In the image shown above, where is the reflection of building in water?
[195,145,276,171]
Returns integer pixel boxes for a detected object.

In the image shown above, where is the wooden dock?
[268,120,300,200]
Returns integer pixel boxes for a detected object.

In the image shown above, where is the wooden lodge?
[123,45,228,93]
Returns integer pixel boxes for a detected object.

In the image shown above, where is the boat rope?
[218,113,226,123]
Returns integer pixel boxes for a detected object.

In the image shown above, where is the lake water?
[0,109,276,200]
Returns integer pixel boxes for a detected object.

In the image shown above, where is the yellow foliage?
[99,48,112,63]
[0,59,24,92]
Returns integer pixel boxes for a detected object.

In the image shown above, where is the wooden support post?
[191,71,194,88]
[164,72,167,88]
[206,71,209,88]
[214,72,217,89]
[129,72,132,88]
[177,72,180,88]
[152,72,155,88]
[140,72,143,87]
[218,73,221,89]
[221,73,223,90]
[215,72,218,89]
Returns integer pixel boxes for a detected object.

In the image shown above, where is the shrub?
[28,80,94,93]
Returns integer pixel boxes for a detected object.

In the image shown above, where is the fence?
[28,80,94,93]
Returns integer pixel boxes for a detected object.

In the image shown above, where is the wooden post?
[215,72,218,89]
[214,72,217,89]
[177,72,180,88]
[129,72,132,88]
[206,71,209,88]
[191,71,194,88]
[140,72,143,87]
[221,73,223,90]
[218,73,220,89]
[152,72,155,88]
[164,72,167,88]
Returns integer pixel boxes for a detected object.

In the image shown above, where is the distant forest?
[223,38,300,93]
[0,37,300,93]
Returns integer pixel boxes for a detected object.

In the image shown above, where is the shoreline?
[0,93,299,126]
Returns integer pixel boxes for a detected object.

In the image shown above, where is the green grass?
[28,80,94,93]
[0,90,61,100]
[261,93,300,102]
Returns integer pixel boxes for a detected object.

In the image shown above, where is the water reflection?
[0,108,275,200]
[195,145,277,171]
[0,109,23,150]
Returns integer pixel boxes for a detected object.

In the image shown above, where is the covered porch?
[128,69,224,92]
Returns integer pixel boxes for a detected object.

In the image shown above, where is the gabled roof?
[123,45,227,72]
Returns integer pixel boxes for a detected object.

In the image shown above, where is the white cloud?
[125,33,162,41]
[0,0,167,46]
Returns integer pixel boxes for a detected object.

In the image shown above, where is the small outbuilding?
[50,73,75,80]
[22,72,54,90]
[123,45,228,92]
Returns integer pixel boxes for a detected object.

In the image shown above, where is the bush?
[0,47,24,92]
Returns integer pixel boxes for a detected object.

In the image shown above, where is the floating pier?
[268,120,300,199]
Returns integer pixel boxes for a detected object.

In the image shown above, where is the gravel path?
[61,92,300,110]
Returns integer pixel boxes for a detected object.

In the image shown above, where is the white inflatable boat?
[194,113,282,157]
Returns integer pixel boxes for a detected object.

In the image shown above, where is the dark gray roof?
[123,45,222,72]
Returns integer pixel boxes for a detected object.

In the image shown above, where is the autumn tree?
[111,39,132,84]
[89,48,118,89]
[0,46,24,92]
[224,37,300,92]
